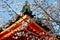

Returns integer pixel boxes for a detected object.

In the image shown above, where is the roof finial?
[25,0,28,5]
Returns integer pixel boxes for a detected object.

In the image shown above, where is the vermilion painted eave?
[0,15,28,39]
[0,15,58,40]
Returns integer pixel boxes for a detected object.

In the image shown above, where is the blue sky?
[0,0,60,35]
[0,0,59,27]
